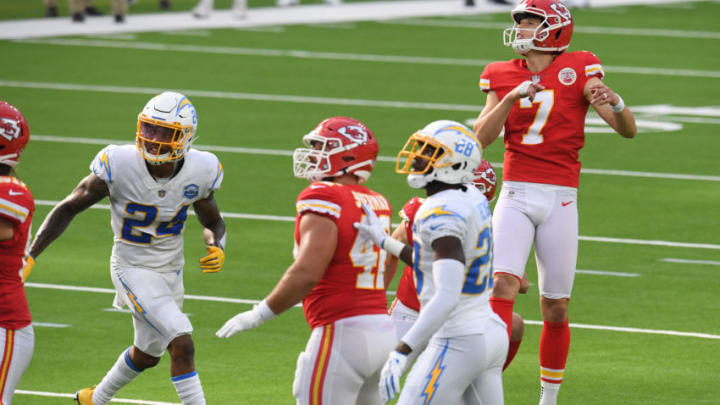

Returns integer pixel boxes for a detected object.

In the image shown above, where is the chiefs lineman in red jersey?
[473,1,637,404]
[0,101,34,405]
[217,117,396,405]
[384,160,526,371]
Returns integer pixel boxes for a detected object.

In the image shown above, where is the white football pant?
[492,181,578,299]
[111,263,193,357]
[0,325,33,405]
[292,314,396,405]
[398,317,507,405]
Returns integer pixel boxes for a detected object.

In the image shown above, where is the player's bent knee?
[510,312,525,342]
[492,272,521,299]
[131,346,162,370]
[168,334,195,359]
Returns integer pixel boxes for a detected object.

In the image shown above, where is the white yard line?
[24,282,720,340]
[15,38,720,79]
[14,390,180,405]
[31,199,720,250]
[660,258,720,266]
[30,134,720,182]
[383,18,720,40]
[575,269,640,277]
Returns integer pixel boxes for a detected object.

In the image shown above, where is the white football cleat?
[232,0,247,18]
[276,0,299,7]
[192,0,213,18]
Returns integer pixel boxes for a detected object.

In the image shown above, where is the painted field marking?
[660,258,720,266]
[523,320,720,340]
[14,38,720,79]
[576,269,640,277]
[32,322,71,328]
[30,134,720,183]
[24,282,720,340]
[32,199,720,250]
[382,18,720,40]
[14,390,180,405]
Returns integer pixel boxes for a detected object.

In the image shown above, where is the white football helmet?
[396,120,482,189]
[136,91,198,165]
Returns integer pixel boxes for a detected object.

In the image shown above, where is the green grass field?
[2,1,720,404]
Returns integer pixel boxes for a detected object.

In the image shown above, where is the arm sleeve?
[401,258,465,351]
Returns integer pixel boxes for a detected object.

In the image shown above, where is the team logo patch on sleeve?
[183,184,199,199]
[558,67,577,86]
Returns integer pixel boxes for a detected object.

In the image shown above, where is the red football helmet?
[293,117,379,183]
[503,0,574,53]
[472,159,497,201]
[0,101,30,167]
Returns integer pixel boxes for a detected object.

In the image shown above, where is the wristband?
[381,236,406,258]
[257,299,277,321]
[610,95,625,113]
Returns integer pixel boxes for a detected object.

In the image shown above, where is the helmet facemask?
[504,2,573,54]
[136,118,193,165]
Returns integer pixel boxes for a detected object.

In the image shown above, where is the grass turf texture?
[3,1,720,403]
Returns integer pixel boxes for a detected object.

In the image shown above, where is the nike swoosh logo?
[8,190,23,196]
[429,224,442,231]
[561,201,573,207]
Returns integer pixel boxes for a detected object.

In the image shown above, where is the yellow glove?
[21,256,35,282]
[200,246,224,273]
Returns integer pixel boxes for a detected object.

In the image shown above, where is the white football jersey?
[411,185,495,338]
[90,145,223,272]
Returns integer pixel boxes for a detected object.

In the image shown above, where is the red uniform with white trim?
[0,176,35,405]
[292,181,397,405]
[480,51,604,188]
[0,176,33,330]
[394,197,423,312]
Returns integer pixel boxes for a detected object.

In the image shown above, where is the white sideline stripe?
[24,282,720,340]
[0,80,481,112]
[16,38,720,79]
[660,258,720,266]
[14,390,180,404]
[30,134,720,182]
[384,18,720,40]
[523,320,720,340]
[578,235,720,250]
[575,269,640,277]
[32,322,71,328]
[33,200,720,250]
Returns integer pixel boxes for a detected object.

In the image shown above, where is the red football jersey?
[0,176,34,330]
[480,51,604,188]
[395,197,424,312]
[295,181,392,329]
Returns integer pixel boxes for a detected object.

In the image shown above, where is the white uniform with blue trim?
[398,186,507,405]
[90,144,223,356]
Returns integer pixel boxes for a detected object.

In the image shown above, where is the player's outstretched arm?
[194,192,227,273]
[216,213,335,338]
[383,222,408,289]
[586,77,637,138]
[29,173,109,260]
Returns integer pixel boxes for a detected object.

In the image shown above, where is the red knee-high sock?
[539,319,570,385]
[489,297,514,339]
[503,338,522,371]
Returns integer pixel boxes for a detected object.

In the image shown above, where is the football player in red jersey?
[217,117,396,405]
[384,159,526,371]
[473,1,637,404]
[0,101,34,405]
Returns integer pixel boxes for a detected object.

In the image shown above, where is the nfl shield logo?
[558,68,577,86]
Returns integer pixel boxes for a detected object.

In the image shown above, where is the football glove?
[216,300,276,338]
[354,203,389,248]
[200,246,224,273]
[379,350,409,403]
[20,256,35,282]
